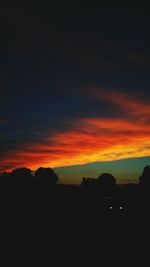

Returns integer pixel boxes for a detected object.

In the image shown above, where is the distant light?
[120,206,123,209]
[109,206,113,209]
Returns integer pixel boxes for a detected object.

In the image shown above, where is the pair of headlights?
[109,206,123,209]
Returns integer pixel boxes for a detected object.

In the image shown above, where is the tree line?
[0,167,59,186]
[0,165,150,191]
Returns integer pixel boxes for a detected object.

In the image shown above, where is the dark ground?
[0,184,149,264]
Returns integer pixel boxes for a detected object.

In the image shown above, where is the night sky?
[0,2,150,183]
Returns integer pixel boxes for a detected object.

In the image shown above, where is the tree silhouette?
[96,173,116,195]
[81,173,117,197]
[10,167,33,185]
[139,165,150,188]
[34,167,59,185]
[97,173,116,186]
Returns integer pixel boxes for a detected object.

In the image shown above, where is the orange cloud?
[0,90,150,173]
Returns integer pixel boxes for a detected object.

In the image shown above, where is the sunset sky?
[0,2,150,183]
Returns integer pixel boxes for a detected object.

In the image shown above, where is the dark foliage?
[96,173,116,195]
[81,177,96,188]
[34,167,59,185]
[139,165,150,187]
[0,165,149,217]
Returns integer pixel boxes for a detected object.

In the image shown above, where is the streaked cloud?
[0,90,150,174]
[89,88,150,119]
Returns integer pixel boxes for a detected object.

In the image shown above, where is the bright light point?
[109,206,113,209]
[120,206,123,209]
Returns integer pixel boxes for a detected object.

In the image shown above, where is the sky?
[0,1,150,183]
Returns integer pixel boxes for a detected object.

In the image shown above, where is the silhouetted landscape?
[0,165,149,264]
[1,1,150,262]
[1,165,150,221]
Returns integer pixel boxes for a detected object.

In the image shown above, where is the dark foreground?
[0,184,150,225]
[0,184,150,263]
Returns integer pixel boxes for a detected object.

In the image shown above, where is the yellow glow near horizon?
[1,90,150,174]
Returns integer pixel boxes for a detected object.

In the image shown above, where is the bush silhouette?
[81,177,96,189]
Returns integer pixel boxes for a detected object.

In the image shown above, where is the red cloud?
[0,90,150,173]
[90,88,150,120]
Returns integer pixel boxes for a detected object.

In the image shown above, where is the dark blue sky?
[0,1,150,182]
